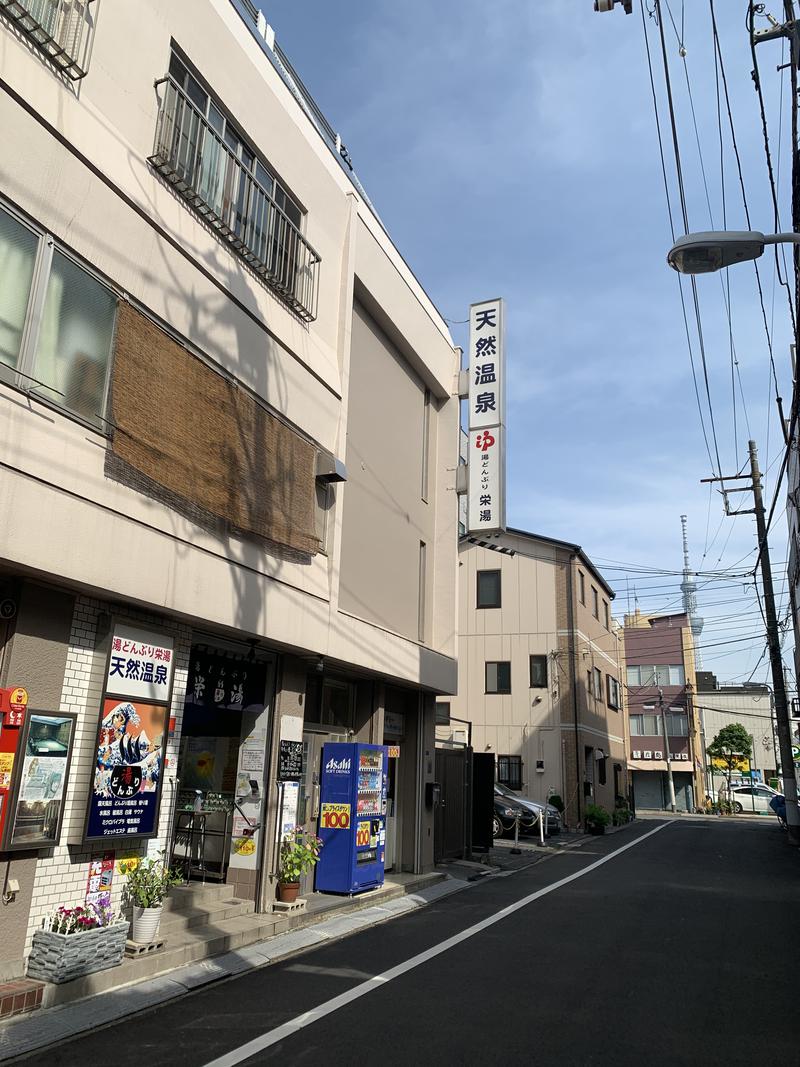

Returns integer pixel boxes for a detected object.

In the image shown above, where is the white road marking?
[204,822,670,1067]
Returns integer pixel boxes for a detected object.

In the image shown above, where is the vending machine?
[315,742,388,894]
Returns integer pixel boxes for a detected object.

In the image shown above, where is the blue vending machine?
[315,742,388,894]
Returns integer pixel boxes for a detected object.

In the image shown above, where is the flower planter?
[26,921,128,985]
[131,905,163,944]
[277,881,300,903]
[587,823,605,836]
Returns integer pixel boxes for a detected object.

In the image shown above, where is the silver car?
[728,783,781,814]
[494,782,561,834]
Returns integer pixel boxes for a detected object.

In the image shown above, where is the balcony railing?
[149,76,321,322]
[0,0,94,79]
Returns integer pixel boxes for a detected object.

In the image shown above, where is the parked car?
[727,783,781,815]
[492,790,537,839]
[495,782,562,835]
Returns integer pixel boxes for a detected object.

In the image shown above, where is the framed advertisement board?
[84,698,169,842]
[83,619,176,844]
[1,710,77,851]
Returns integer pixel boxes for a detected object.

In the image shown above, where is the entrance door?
[434,748,468,862]
[384,754,398,871]
[298,730,347,895]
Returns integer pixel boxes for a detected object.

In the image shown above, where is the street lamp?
[666,230,800,275]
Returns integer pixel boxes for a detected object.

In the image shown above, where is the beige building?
[0,0,459,982]
[695,673,777,792]
[439,531,627,828]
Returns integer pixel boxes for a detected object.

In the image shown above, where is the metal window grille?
[0,0,95,79]
[149,75,321,322]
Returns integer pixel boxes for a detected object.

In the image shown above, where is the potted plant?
[121,856,183,943]
[277,827,322,903]
[26,896,128,984]
[584,803,611,835]
[612,802,632,826]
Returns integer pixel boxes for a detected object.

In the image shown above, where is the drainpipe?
[566,553,582,828]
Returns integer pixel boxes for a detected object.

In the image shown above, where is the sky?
[259,0,796,687]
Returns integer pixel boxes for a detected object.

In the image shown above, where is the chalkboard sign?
[278,739,303,782]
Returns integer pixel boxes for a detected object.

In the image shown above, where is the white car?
[727,783,781,814]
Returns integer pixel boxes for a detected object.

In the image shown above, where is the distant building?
[624,611,704,811]
[441,530,627,830]
[695,673,777,791]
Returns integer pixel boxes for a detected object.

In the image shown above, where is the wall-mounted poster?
[3,711,77,850]
[85,699,168,840]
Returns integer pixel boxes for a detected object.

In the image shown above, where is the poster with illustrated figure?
[85,699,168,840]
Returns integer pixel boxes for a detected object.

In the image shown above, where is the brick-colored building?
[624,611,704,811]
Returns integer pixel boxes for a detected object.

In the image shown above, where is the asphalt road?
[15,817,799,1067]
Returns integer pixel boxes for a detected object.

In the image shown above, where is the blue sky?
[261,0,795,686]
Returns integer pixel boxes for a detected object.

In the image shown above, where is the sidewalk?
[0,825,617,1062]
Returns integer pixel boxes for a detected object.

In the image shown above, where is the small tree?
[707,723,753,807]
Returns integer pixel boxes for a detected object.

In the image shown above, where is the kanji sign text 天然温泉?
[105,624,175,703]
[466,298,505,533]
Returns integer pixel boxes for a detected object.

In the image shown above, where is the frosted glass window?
[34,251,116,427]
[0,209,37,371]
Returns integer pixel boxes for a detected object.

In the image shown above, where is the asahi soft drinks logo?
[325,757,351,774]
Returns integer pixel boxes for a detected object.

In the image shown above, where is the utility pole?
[659,688,677,813]
[702,440,800,845]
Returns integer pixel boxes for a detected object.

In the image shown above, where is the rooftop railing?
[149,75,321,322]
[0,0,95,79]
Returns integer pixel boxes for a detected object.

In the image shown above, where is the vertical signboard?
[85,622,175,842]
[466,298,506,533]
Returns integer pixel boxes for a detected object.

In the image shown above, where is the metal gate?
[434,748,470,862]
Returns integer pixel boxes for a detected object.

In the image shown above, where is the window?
[591,587,599,619]
[603,600,609,630]
[477,570,501,609]
[497,755,522,790]
[665,712,688,736]
[578,570,586,604]
[592,667,602,699]
[630,713,661,735]
[418,541,427,642]
[435,702,450,725]
[626,664,684,688]
[421,387,431,501]
[598,757,607,786]
[151,52,319,321]
[606,675,620,709]
[0,0,95,80]
[0,203,116,430]
[668,665,685,686]
[314,482,334,553]
[530,654,548,688]
[486,661,511,694]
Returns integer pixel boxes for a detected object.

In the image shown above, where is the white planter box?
[27,921,129,984]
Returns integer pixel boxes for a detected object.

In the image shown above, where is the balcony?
[0,0,94,79]
[149,76,321,322]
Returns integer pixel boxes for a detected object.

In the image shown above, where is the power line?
[654,0,724,476]
[639,0,718,475]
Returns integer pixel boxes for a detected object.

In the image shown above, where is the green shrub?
[548,794,564,813]
[585,803,611,828]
